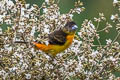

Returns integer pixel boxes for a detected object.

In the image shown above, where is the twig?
[96,38,102,47]
[96,21,100,30]
[21,33,28,47]
[0,34,8,36]
[112,31,120,44]
[14,41,28,43]
[0,43,4,45]
[97,27,108,32]
[92,45,106,47]
[57,0,60,4]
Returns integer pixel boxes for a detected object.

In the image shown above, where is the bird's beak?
[72,25,78,30]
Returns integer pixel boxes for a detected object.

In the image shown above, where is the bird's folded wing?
[48,30,67,45]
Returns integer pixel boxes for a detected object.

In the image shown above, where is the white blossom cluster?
[0,0,120,79]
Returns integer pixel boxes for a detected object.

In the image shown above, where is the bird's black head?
[62,21,78,34]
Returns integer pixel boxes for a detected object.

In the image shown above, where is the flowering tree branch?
[0,0,120,79]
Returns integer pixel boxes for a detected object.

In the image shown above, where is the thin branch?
[96,38,102,47]
[14,41,28,43]
[0,43,4,45]
[57,0,60,4]
[92,45,106,47]
[112,31,120,43]
[97,27,108,32]
[96,21,100,30]
[0,34,8,36]
[21,33,29,47]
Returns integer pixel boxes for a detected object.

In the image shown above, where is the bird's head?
[62,21,78,34]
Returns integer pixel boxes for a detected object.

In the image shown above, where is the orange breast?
[48,34,75,56]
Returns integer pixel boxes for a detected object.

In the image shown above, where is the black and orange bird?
[33,21,78,57]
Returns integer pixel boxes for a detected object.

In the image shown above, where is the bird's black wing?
[48,30,67,45]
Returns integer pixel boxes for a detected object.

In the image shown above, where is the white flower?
[69,14,73,19]
[25,73,31,79]
[29,6,35,12]
[69,72,75,76]
[0,15,4,23]
[75,62,83,72]
[50,15,57,20]
[35,61,41,66]
[14,52,23,58]
[4,19,11,24]
[78,32,82,37]
[44,28,50,34]
[44,24,49,28]
[18,29,24,33]
[45,54,51,59]
[6,0,14,9]
[21,8,25,16]
[45,0,49,3]
[106,39,112,45]
[111,15,115,20]
[24,14,29,18]
[0,28,2,34]
[43,8,48,13]
[4,44,12,52]
[19,21,25,26]
[25,4,30,9]
[0,69,8,79]
[0,70,6,75]
[44,41,49,46]
[109,56,116,61]
[21,63,28,69]
[30,48,34,53]
[76,8,81,14]
[30,26,36,36]
[91,50,99,57]
[61,14,66,19]
[113,0,118,3]
[88,21,95,29]
[9,66,18,72]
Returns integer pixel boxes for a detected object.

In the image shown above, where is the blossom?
[9,66,18,72]
[0,27,2,34]
[30,26,36,36]
[113,0,118,4]
[91,50,99,58]
[43,8,48,13]
[45,0,49,3]
[25,73,31,79]
[111,15,116,20]
[6,0,14,9]
[106,39,112,45]
[0,15,4,23]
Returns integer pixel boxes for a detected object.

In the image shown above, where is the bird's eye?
[72,25,78,30]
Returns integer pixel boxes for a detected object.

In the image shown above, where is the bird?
[33,21,78,57]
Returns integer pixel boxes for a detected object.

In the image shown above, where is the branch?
[97,27,109,32]
[0,34,8,36]
[0,43,4,45]
[14,41,29,43]
[112,31,120,43]
[21,33,28,47]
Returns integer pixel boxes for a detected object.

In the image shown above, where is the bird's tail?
[33,42,50,52]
